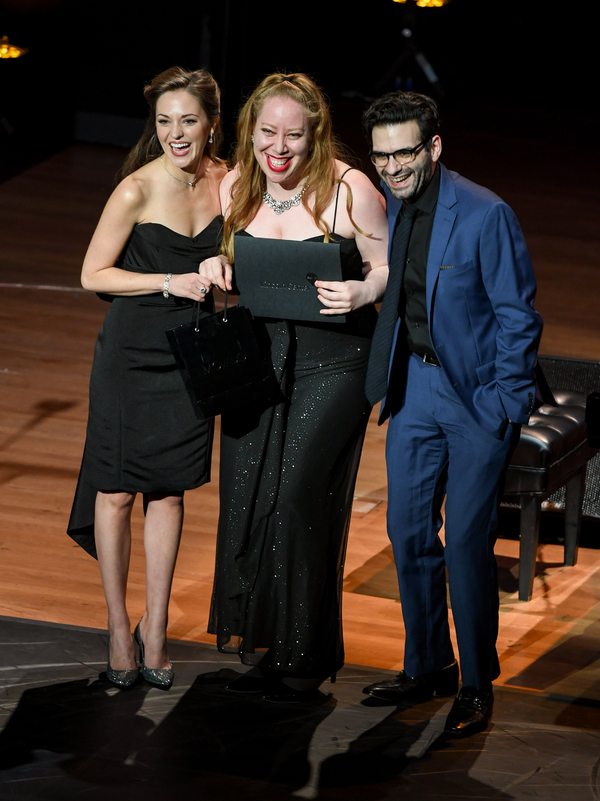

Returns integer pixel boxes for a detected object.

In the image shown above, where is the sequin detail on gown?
[208,233,376,678]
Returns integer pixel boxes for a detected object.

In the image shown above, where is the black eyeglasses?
[369,138,430,167]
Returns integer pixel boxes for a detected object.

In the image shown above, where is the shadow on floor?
[1,617,599,800]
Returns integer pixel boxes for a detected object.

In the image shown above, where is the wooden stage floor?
[1,142,599,710]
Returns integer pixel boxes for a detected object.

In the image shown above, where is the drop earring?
[209,129,214,144]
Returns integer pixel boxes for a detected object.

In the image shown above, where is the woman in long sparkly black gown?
[67,67,226,687]
[201,73,389,700]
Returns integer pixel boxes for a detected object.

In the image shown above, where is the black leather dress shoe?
[444,686,493,737]
[362,661,459,704]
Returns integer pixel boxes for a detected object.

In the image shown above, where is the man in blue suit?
[362,92,542,736]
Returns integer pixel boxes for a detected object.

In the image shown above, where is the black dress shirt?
[400,166,441,359]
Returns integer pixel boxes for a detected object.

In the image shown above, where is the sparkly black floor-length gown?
[209,234,377,679]
[68,218,222,558]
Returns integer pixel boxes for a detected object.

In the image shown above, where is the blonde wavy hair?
[222,72,360,261]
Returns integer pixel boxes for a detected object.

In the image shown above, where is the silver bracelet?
[163,273,172,298]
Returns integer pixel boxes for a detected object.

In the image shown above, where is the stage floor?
[1,616,600,801]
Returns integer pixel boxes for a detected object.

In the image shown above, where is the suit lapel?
[426,165,457,320]
[382,183,402,264]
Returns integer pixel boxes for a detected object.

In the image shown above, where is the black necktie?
[365,203,418,405]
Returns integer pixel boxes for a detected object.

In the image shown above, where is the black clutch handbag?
[167,291,279,420]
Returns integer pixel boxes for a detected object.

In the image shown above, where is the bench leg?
[564,464,586,567]
[519,495,541,601]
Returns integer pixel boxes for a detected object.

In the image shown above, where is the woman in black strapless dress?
[200,73,389,701]
[68,67,226,688]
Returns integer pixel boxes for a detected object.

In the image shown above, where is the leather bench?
[502,390,597,601]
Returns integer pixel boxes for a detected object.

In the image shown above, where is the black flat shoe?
[444,686,493,737]
[261,686,332,705]
[226,673,278,694]
[363,661,459,704]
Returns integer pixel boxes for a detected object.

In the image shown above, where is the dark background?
[0,0,596,179]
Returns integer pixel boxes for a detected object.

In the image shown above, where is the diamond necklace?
[262,181,308,215]
[160,156,197,187]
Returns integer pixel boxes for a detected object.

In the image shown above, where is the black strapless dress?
[68,217,222,558]
[208,233,377,679]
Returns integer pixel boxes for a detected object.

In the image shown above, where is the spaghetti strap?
[332,168,354,234]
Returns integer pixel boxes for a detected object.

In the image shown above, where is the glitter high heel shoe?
[106,636,139,688]
[134,620,173,689]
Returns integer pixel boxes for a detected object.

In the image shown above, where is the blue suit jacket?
[382,164,543,438]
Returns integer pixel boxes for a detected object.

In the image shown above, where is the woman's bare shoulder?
[334,160,373,187]
[220,165,238,191]
[334,160,384,208]
[219,166,238,213]
[113,161,158,211]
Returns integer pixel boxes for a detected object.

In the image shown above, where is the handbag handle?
[194,287,228,332]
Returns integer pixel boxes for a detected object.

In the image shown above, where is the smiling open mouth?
[266,154,292,172]
[170,142,191,156]
[388,172,412,186]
